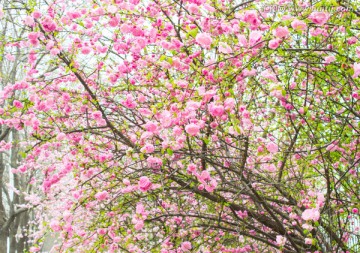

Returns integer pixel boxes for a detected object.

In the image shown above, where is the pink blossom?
[24,16,35,26]
[243,10,260,29]
[266,142,278,153]
[268,39,281,49]
[147,156,162,169]
[291,19,307,30]
[249,31,262,47]
[30,247,41,252]
[301,208,320,221]
[6,54,15,61]
[181,241,192,251]
[305,238,313,245]
[188,4,199,14]
[185,123,200,136]
[224,98,235,110]
[32,11,41,19]
[276,235,287,246]
[136,203,146,215]
[109,16,119,27]
[324,55,335,64]
[352,208,358,214]
[81,47,91,54]
[50,220,62,232]
[195,33,212,48]
[353,63,360,78]
[273,26,289,38]
[347,37,357,45]
[264,164,276,172]
[41,16,57,32]
[134,220,144,230]
[95,191,109,201]
[145,121,157,133]
[121,94,137,109]
[138,176,152,192]
[160,110,172,128]
[308,12,329,26]
[28,32,39,40]
[97,228,107,235]
[187,163,196,174]
[236,210,248,219]
[13,100,23,108]
[219,42,232,54]
[205,179,217,192]
[199,170,210,181]
[141,143,155,153]
[50,48,60,55]
[209,104,225,117]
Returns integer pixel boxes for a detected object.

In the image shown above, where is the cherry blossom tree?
[1,0,360,252]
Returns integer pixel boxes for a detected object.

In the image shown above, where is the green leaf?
[166,148,173,155]
[187,28,198,38]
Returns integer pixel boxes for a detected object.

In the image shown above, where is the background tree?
[0,1,37,251]
[1,0,360,252]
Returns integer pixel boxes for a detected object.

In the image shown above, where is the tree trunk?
[0,125,8,253]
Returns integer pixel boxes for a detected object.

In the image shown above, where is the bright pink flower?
[187,163,196,174]
[353,63,360,78]
[81,47,91,54]
[273,26,289,38]
[181,241,192,251]
[41,16,57,32]
[308,12,329,26]
[268,39,281,49]
[13,100,23,108]
[301,208,320,221]
[95,191,109,201]
[209,104,225,117]
[121,94,137,109]
[266,142,278,153]
[28,32,39,40]
[92,111,102,120]
[144,121,157,133]
[32,11,41,19]
[138,176,152,192]
[200,170,210,181]
[347,37,357,45]
[195,33,212,48]
[185,123,200,136]
[109,16,119,27]
[352,208,358,214]
[291,19,307,30]
[205,179,217,192]
[243,10,260,29]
